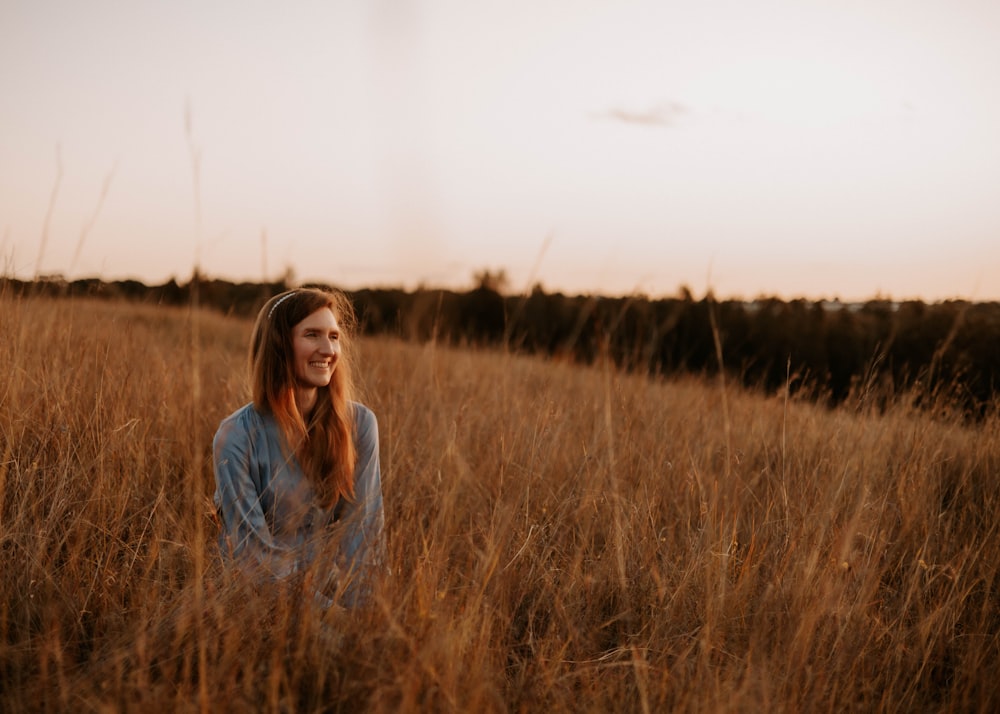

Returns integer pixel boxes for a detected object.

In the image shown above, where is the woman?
[213,288,385,608]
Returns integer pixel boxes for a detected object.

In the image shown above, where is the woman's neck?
[294,386,318,417]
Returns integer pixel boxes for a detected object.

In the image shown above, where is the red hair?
[249,288,357,505]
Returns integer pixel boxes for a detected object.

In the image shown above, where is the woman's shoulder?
[218,402,265,428]
[214,403,269,449]
[350,401,376,422]
[350,401,378,436]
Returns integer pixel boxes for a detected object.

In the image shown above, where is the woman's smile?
[307,359,334,375]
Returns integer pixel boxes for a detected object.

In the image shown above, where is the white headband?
[267,291,297,319]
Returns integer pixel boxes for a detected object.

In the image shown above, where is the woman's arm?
[212,417,297,580]
[336,403,387,606]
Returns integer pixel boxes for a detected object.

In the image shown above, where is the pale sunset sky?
[2,0,999,301]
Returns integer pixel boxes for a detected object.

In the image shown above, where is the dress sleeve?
[337,404,387,606]
[212,416,297,581]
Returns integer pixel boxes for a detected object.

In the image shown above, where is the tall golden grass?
[1,294,998,712]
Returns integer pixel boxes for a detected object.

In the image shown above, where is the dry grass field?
[1,294,998,712]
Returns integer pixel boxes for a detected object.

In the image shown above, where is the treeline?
[6,275,999,414]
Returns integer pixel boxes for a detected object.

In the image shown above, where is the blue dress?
[212,401,385,607]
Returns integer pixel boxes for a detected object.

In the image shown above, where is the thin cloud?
[593,100,689,128]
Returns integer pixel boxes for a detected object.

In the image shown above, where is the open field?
[1,295,998,712]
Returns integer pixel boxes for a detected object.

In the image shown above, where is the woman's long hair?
[249,288,357,506]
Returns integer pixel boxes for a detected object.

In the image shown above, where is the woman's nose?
[320,338,339,355]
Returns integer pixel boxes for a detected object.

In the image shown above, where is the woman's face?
[291,306,341,389]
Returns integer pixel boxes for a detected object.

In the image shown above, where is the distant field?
[1,296,998,712]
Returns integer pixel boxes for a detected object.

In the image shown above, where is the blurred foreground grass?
[1,296,998,712]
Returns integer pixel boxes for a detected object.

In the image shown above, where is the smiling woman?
[212,288,386,609]
[290,303,342,408]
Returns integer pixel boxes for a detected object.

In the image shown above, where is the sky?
[2,0,1000,301]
